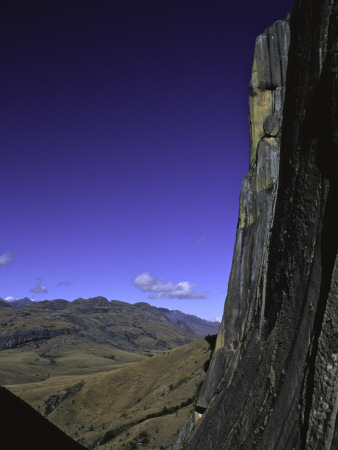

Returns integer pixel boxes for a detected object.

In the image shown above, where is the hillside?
[6,338,212,449]
[0,299,12,309]
[1,297,34,308]
[158,307,219,336]
[1,296,214,448]
[0,297,200,385]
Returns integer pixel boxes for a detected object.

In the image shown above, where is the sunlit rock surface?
[173,0,338,448]
[192,16,290,415]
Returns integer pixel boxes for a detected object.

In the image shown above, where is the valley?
[0,297,216,448]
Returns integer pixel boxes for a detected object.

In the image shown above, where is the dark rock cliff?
[173,0,338,448]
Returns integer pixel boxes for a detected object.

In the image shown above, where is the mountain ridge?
[0,296,217,386]
[1,297,215,447]
[1,296,218,336]
[158,307,219,336]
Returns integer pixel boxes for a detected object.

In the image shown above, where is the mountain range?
[0,297,34,308]
[3,1,336,449]
[0,296,218,385]
[0,296,217,448]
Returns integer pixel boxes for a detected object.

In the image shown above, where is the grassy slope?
[7,338,211,449]
[0,298,198,385]
[0,335,149,385]
[1,299,210,448]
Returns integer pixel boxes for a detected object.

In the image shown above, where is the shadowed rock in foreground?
[173,0,338,448]
[0,386,87,450]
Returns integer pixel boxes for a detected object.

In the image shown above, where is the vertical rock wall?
[194,17,290,414]
[173,0,338,448]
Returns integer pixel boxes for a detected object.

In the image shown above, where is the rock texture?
[173,0,338,448]
[191,17,290,416]
[0,327,74,351]
[43,382,85,416]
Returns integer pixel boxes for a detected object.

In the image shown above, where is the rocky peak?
[249,18,290,166]
[190,16,290,416]
[69,296,111,313]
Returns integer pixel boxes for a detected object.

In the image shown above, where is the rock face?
[192,17,290,416]
[43,382,85,416]
[0,327,73,351]
[173,0,338,448]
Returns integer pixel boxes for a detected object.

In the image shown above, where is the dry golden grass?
[7,338,211,449]
[0,336,149,385]
[1,299,212,448]
[0,298,199,386]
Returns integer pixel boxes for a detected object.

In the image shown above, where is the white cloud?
[5,296,35,302]
[57,281,71,287]
[133,272,205,299]
[5,296,19,302]
[30,278,48,294]
[0,252,15,266]
[213,316,222,323]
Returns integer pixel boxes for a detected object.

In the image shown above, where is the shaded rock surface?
[0,386,87,450]
[43,382,85,416]
[173,0,338,449]
[0,327,74,351]
[193,14,291,416]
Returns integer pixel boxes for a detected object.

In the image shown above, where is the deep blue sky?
[1,0,294,320]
